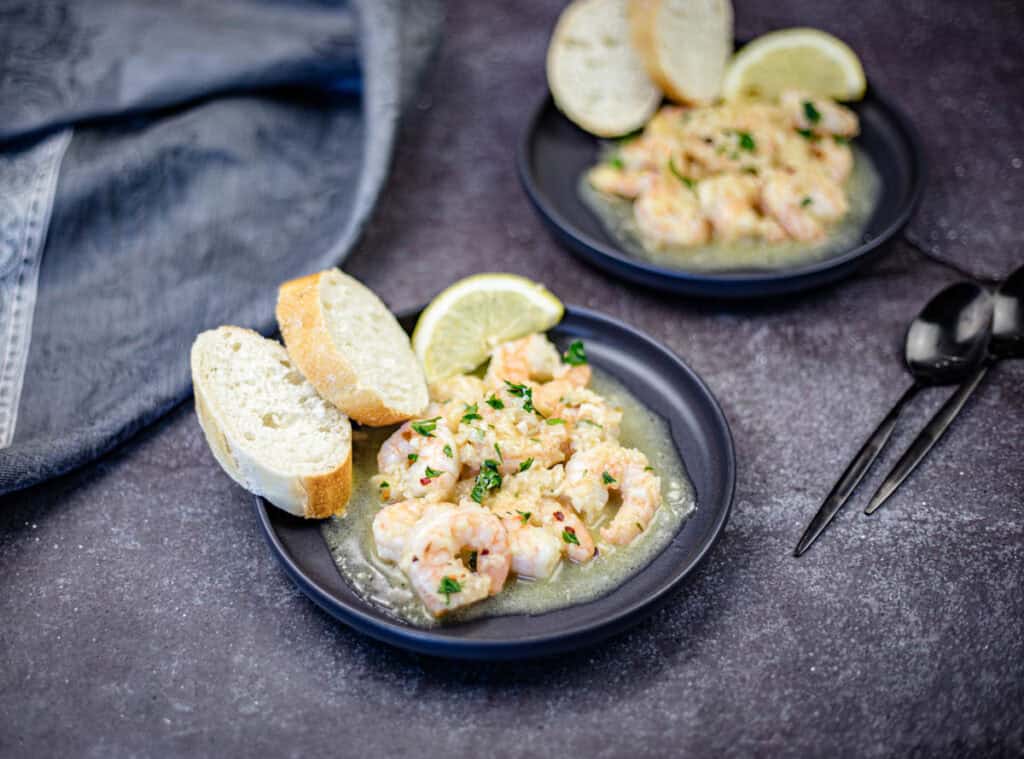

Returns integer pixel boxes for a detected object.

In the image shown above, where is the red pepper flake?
[554,511,564,522]
[481,549,489,556]
[420,477,432,486]
[565,526,576,535]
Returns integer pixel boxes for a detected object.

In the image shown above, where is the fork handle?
[864,364,990,515]
[793,382,921,556]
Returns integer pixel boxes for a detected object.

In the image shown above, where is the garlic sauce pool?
[321,367,695,627]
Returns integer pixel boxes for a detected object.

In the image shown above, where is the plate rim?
[254,304,736,659]
[517,82,927,294]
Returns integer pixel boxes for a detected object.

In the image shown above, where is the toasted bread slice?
[191,326,352,518]
[628,0,734,105]
[276,269,429,426]
[547,0,662,137]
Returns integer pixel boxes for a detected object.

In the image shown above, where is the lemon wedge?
[412,274,565,384]
[722,28,867,102]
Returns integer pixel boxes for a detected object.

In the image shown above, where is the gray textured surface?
[2,1,1023,756]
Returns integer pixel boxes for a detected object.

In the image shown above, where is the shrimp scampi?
[586,89,865,251]
[369,333,671,619]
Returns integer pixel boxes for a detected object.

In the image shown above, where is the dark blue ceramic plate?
[254,305,735,660]
[518,85,925,298]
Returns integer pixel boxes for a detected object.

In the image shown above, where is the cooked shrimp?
[372,500,455,563]
[774,128,817,172]
[534,380,622,452]
[696,175,787,243]
[560,446,614,522]
[588,164,654,199]
[455,384,569,476]
[485,333,561,386]
[779,90,859,138]
[539,499,597,563]
[561,442,662,546]
[486,464,565,514]
[634,173,711,249]
[499,511,563,580]
[811,137,854,184]
[400,506,511,616]
[377,417,461,502]
[761,168,849,242]
[615,106,690,173]
[680,104,783,175]
[556,362,592,387]
[599,458,662,547]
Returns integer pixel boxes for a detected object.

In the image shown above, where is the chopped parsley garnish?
[803,101,821,124]
[602,471,616,485]
[578,419,603,429]
[562,529,580,546]
[833,135,849,145]
[563,339,587,366]
[516,510,532,524]
[438,576,461,603]
[644,466,654,472]
[468,551,478,572]
[519,458,534,472]
[461,403,483,424]
[737,131,756,152]
[423,466,442,479]
[545,418,565,425]
[443,444,453,458]
[485,395,505,410]
[410,417,440,437]
[470,459,502,503]
[801,196,813,208]
[504,380,537,414]
[608,155,625,170]
[379,480,389,488]
[494,443,503,462]
[668,157,696,190]
[407,453,418,463]
[795,128,818,141]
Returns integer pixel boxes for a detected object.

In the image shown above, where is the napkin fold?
[0,0,442,495]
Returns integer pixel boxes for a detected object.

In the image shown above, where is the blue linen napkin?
[0,0,442,495]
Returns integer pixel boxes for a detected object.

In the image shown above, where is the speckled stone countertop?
[2,1,1022,756]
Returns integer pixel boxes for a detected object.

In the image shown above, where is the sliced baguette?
[276,268,429,426]
[546,0,662,137]
[191,326,352,518]
[628,0,734,105]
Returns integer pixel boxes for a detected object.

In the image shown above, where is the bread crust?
[299,453,352,519]
[627,0,678,100]
[628,0,733,105]
[191,326,352,519]
[276,271,425,426]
